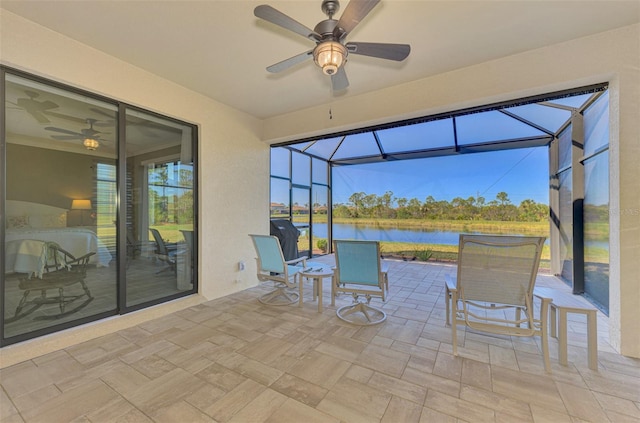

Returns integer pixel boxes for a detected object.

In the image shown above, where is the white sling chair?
[445,234,552,372]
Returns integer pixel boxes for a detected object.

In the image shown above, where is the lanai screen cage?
[270,84,610,313]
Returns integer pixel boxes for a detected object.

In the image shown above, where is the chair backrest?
[456,234,545,307]
[333,240,382,286]
[150,228,168,255]
[250,234,286,274]
[181,230,194,253]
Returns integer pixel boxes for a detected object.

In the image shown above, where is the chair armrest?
[444,274,457,292]
[285,256,307,266]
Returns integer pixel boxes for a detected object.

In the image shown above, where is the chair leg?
[336,302,386,326]
[14,290,31,316]
[58,287,65,313]
[451,291,458,356]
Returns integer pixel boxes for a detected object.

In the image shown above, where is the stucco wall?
[0,10,269,365]
[262,24,640,358]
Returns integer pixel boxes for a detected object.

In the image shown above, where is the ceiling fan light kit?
[83,138,99,150]
[314,41,347,75]
[255,0,410,90]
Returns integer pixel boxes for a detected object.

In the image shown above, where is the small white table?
[298,266,334,312]
[535,287,599,370]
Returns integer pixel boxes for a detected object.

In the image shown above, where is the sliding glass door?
[1,68,198,346]
[3,73,118,340]
[124,109,195,307]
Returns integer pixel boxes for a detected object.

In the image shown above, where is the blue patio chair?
[249,234,308,305]
[332,239,388,325]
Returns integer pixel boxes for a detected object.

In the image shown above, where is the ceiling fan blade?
[266,50,313,73]
[51,135,82,141]
[331,66,349,91]
[28,111,51,124]
[255,5,320,41]
[335,0,380,37]
[346,42,410,61]
[43,110,88,124]
[44,126,83,136]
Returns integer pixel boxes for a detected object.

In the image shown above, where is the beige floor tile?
[237,334,295,365]
[459,385,533,422]
[368,371,427,404]
[357,343,411,378]
[317,377,392,423]
[100,363,151,398]
[0,360,55,398]
[22,379,120,422]
[203,378,266,422]
[130,354,178,379]
[227,388,288,423]
[402,366,461,398]
[270,373,328,407]
[287,350,351,389]
[433,350,463,381]
[460,357,491,389]
[489,344,520,370]
[580,368,640,402]
[419,406,458,423]
[85,396,151,422]
[266,398,340,423]
[216,351,284,386]
[118,339,176,365]
[127,367,208,415]
[0,388,20,422]
[153,400,217,422]
[529,404,573,422]
[593,391,640,420]
[195,362,247,392]
[424,389,495,423]
[381,396,423,423]
[12,384,61,415]
[491,366,566,413]
[343,364,375,383]
[556,381,609,421]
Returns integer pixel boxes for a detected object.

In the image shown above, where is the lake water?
[311,223,487,245]
[309,223,607,249]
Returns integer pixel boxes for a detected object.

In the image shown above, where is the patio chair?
[13,241,95,320]
[332,239,388,326]
[445,234,551,372]
[249,234,308,305]
[150,228,177,274]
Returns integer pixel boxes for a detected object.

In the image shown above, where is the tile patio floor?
[1,258,639,422]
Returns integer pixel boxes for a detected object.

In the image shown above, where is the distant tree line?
[333,191,549,222]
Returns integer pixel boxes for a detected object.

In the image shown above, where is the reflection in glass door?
[3,73,118,340]
[124,109,195,307]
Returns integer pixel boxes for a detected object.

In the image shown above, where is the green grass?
[150,224,193,243]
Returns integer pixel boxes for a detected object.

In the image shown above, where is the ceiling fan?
[45,119,108,150]
[9,90,59,124]
[254,0,410,91]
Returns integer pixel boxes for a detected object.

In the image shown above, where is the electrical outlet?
[238,260,245,271]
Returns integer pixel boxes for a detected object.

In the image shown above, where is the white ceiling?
[2,1,639,120]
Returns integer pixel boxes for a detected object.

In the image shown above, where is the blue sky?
[332,147,549,206]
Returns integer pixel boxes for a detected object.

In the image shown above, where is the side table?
[298,266,334,312]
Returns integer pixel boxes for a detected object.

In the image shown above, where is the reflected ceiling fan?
[254,0,410,91]
[9,90,59,124]
[45,119,109,150]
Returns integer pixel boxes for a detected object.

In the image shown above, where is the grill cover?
[270,219,300,261]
